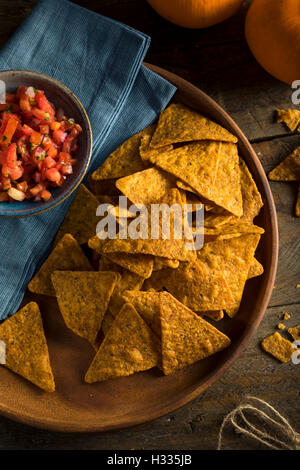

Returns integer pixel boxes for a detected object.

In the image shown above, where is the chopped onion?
[25,86,35,98]
[8,187,26,201]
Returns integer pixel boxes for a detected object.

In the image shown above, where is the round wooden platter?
[0,64,278,432]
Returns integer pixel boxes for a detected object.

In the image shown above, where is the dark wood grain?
[0,0,299,450]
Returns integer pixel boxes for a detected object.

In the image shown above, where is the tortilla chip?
[269,147,300,181]
[85,303,159,383]
[0,302,55,392]
[288,325,300,341]
[177,180,213,210]
[153,257,179,271]
[98,256,144,317]
[239,159,263,222]
[116,167,176,206]
[101,189,196,261]
[51,271,118,348]
[160,292,231,374]
[197,234,261,316]
[295,185,300,217]
[89,235,154,278]
[161,261,234,311]
[139,133,173,163]
[54,185,99,245]
[212,143,243,217]
[102,310,115,336]
[201,310,224,321]
[277,109,300,132]
[277,323,286,330]
[88,176,120,196]
[28,234,92,296]
[204,223,264,237]
[91,126,154,181]
[150,141,220,203]
[143,268,173,292]
[204,208,234,228]
[150,103,237,148]
[248,258,264,279]
[122,290,161,336]
[261,332,296,363]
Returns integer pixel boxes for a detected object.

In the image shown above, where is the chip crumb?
[288,325,300,341]
[277,323,285,330]
[282,312,291,321]
[261,332,296,363]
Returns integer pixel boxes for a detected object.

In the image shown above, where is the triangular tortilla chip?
[269,147,300,181]
[116,167,176,205]
[150,141,221,204]
[197,234,261,316]
[51,271,119,348]
[54,185,100,245]
[248,258,264,279]
[296,185,300,217]
[160,292,231,374]
[239,158,263,222]
[161,261,234,311]
[91,125,154,181]
[261,332,296,363]
[85,303,159,383]
[28,234,92,296]
[0,302,55,392]
[277,109,300,132]
[122,290,161,336]
[88,176,120,196]
[101,189,196,261]
[150,103,237,148]
[98,256,144,316]
[139,133,173,163]
[204,208,234,228]
[211,143,243,217]
[89,235,154,278]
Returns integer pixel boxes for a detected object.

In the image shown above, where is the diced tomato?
[40,125,49,134]
[19,97,31,112]
[44,156,56,169]
[0,118,19,145]
[35,91,55,118]
[21,124,34,136]
[29,130,42,146]
[5,93,17,104]
[45,168,61,183]
[40,189,51,201]
[31,107,53,124]
[53,129,67,145]
[10,166,24,180]
[50,121,61,131]
[17,181,28,193]
[6,143,18,168]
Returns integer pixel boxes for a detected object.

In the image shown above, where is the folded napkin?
[0,0,176,320]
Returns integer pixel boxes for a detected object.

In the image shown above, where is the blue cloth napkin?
[0,0,176,320]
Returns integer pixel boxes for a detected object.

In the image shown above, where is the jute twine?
[217,396,300,450]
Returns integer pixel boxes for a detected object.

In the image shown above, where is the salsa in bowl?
[0,70,92,217]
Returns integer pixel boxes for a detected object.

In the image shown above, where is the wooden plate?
[0,64,278,432]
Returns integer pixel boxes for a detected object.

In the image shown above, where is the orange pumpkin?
[147,0,244,29]
[245,0,300,85]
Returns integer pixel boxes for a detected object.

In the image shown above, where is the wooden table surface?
[0,0,299,450]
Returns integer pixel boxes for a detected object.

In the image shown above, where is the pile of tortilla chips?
[1,102,266,389]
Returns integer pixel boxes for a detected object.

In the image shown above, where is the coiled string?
[218,396,300,450]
